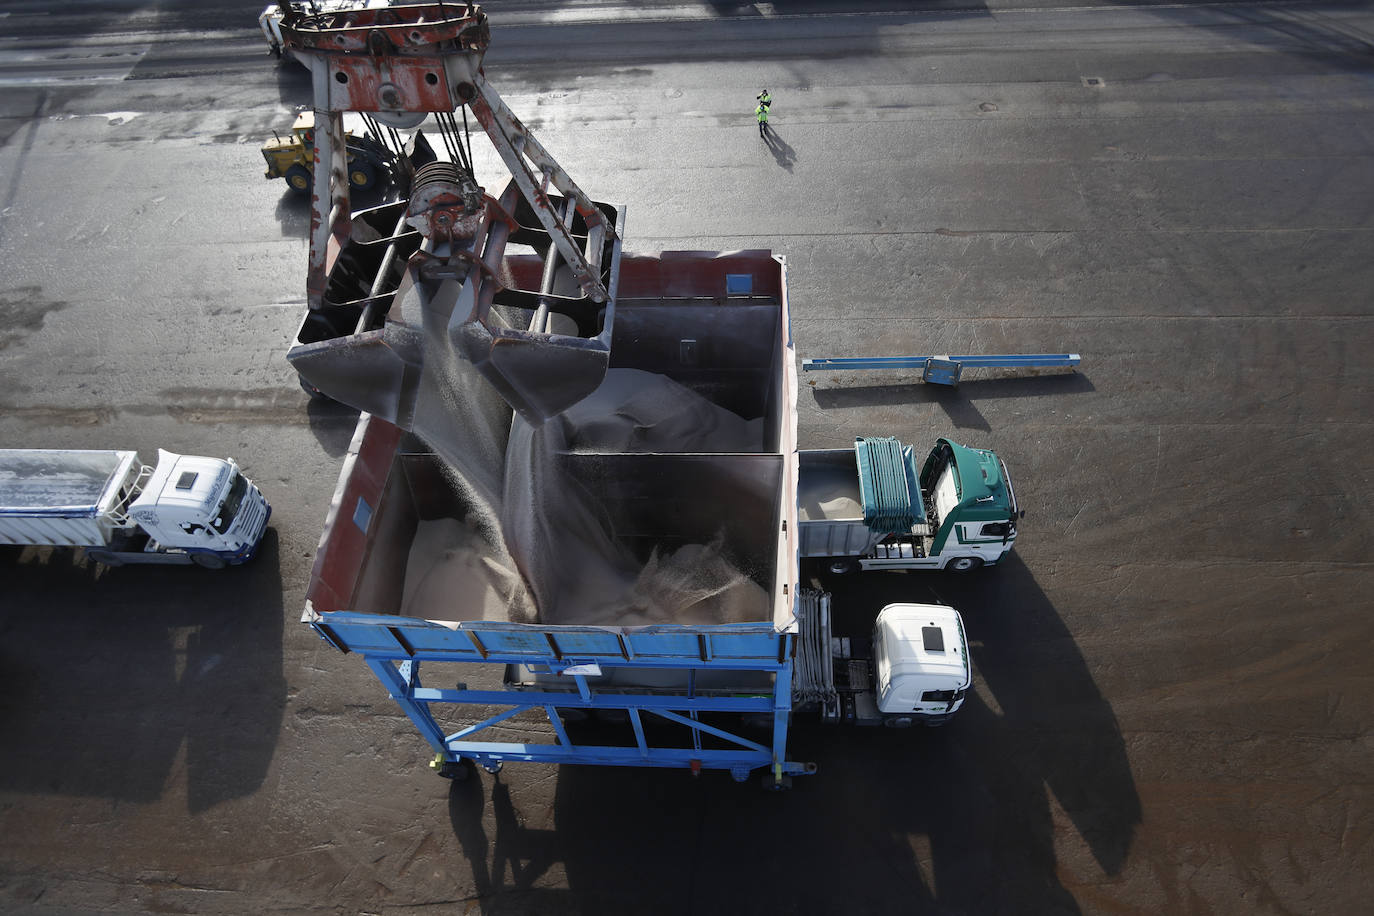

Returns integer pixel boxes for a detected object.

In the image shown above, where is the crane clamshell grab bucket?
[287,168,622,425]
[279,2,624,423]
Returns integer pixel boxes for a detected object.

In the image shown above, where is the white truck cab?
[126,450,269,561]
[0,447,270,569]
[872,603,971,724]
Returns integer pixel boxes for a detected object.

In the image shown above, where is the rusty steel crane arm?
[466,76,611,302]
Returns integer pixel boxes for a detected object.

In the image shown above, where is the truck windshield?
[921,687,967,703]
[930,462,960,529]
[212,474,248,535]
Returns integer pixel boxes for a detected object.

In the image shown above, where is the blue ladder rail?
[801,353,1081,386]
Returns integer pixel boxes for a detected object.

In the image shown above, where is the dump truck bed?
[0,449,139,547]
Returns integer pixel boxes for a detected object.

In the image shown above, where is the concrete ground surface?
[1,0,1371,912]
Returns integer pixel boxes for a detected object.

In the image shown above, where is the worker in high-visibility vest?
[756,100,770,137]
[757,89,772,110]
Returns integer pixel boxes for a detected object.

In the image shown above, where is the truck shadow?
[0,532,286,813]
[443,554,1136,913]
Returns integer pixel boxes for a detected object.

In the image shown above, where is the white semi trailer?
[0,449,272,569]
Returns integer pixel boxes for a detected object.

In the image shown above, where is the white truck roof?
[128,450,232,522]
[873,603,971,715]
[0,449,138,517]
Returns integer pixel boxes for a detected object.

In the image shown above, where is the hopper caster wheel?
[761,774,793,792]
[436,759,472,782]
[482,761,503,775]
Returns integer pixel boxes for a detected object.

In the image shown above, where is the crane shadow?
[442,554,1138,913]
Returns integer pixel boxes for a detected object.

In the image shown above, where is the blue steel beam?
[438,739,812,775]
[410,686,774,713]
[772,662,792,778]
[650,709,770,754]
[546,705,572,747]
[361,649,808,779]
[447,705,528,742]
[802,354,1081,371]
[366,657,450,755]
[630,708,648,758]
[353,648,787,669]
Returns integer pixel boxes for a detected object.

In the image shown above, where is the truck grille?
[235,493,267,542]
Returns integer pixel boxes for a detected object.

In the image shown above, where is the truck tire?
[828,557,860,575]
[883,715,915,729]
[86,549,123,567]
[192,553,227,570]
[285,164,312,194]
[945,556,983,573]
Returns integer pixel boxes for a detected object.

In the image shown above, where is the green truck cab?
[798,436,1021,572]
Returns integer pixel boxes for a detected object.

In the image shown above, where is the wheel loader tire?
[348,162,378,191]
[285,164,312,194]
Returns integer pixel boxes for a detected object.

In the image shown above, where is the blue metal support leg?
[365,658,451,757]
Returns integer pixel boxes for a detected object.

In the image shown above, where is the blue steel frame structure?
[311,612,812,782]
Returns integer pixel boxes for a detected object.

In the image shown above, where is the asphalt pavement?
[1,1,1372,913]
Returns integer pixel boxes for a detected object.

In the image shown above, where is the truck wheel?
[883,715,915,729]
[192,553,227,570]
[86,549,123,567]
[285,164,312,194]
[946,556,983,573]
[828,558,860,575]
[348,163,378,191]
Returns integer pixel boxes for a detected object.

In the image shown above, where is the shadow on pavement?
[810,372,1094,431]
[442,554,1137,913]
[762,125,797,171]
[306,395,362,458]
[0,532,286,813]
[273,189,312,239]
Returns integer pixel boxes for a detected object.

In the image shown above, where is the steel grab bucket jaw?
[451,318,611,424]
